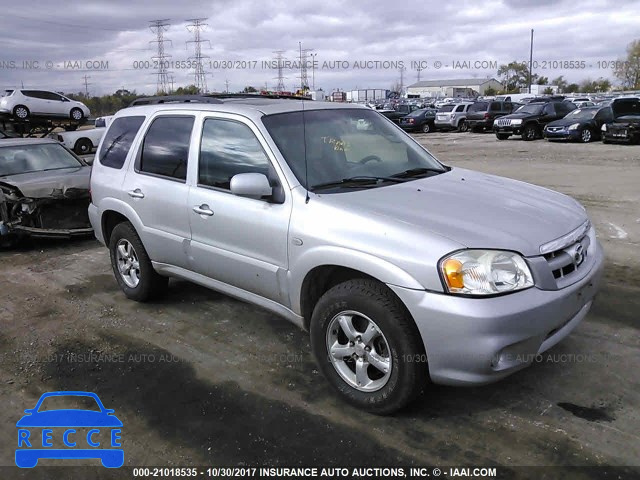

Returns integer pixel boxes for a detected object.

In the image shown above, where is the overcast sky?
[0,0,638,96]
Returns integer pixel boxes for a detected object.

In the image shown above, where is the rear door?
[121,114,195,268]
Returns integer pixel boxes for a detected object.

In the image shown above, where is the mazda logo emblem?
[574,244,585,266]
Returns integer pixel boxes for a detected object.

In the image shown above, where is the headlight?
[440,250,534,296]
[568,123,580,130]
[601,124,607,132]
[510,119,522,125]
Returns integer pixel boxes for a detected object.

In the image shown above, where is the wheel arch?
[99,199,145,246]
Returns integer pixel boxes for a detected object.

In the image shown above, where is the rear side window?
[469,102,489,112]
[98,116,145,169]
[139,116,194,181]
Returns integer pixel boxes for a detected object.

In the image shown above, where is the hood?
[17,409,122,427]
[321,168,587,257]
[0,166,90,199]
[546,117,590,128]
[612,98,640,119]
[501,111,538,120]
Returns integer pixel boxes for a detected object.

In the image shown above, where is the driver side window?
[198,118,271,190]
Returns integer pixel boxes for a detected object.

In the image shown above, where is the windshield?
[468,102,489,112]
[515,104,544,115]
[0,143,82,177]
[565,109,597,120]
[438,105,455,112]
[37,395,101,412]
[262,108,445,191]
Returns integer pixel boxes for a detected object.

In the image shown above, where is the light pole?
[528,29,534,94]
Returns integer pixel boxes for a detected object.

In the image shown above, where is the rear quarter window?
[98,116,146,169]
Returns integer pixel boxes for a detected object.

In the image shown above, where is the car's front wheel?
[13,105,30,120]
[310,279,428,414]
[70,107,84,121]
[421,122,431,133]
[108,222,168,302]
[580,127,593,143]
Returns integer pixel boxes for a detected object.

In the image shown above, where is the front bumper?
[389,239,604,386]
[603,131,637,144]
[494,125,522,135]
[544,129,581,141]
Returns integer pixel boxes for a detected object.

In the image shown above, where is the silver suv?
[89,96,604,414]
[434,102,474,131]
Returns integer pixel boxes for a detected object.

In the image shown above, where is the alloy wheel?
[115,239,141,288]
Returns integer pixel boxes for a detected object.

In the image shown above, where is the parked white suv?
[89,96,603,414]
[0,89,90,122]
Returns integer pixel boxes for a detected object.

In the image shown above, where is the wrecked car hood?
[0,166,91,198]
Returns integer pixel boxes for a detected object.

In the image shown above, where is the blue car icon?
[16,391,123,468]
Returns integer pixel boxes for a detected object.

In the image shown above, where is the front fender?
[288,245,425,314]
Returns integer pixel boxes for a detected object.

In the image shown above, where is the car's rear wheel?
[522,124,539,141]
[13,105,29,120]
[457,119,468,132]
[580,128,593,143]
[108,222,168,302]
[74,138,92,155]
[421,122,431,133]
[496,133,510,140]
[310,278,428,414]
[70,107,84,121]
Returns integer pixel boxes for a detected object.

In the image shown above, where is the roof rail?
[128,95,224,107]
[205,93,312,100]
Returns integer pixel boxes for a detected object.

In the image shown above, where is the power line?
[5,14,125,32]
[149,19,172,94]
[186,18,210,94]
[82,75,91,96]
[273,50,286,92]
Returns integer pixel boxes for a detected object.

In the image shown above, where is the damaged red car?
[0,138,92,242]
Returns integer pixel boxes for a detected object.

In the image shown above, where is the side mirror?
[230,173,272,199]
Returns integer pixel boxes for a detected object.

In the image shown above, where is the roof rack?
[128,93,312,107]
[129,95,224,107]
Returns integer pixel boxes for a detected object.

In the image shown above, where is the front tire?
[421,122,431,133]
[108,222,168,302]
[13,105,30,120]
[310,279,428,414]
[70,107,84,121]
[522,124,539,141]
[580,128,593,143]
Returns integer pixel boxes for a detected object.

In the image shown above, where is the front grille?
[496,118,511,127]
[546,126,564,133]
[543,234,590,281]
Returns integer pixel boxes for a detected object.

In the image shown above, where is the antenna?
[302,99,310,204]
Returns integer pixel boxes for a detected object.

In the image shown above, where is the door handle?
[193,204,214,216]
[128,189,144,199]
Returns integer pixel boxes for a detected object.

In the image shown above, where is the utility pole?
[149,19,172,94]
[273,50,286,92]
[399,66,406,93]
[169,75,175,93]
[528,29,534,94]
[82,75,91,97]
[186,18,211,94]
[310,52,318,91]
[298,42,313,93]
[225,79,230,93]
[416,67,422,83]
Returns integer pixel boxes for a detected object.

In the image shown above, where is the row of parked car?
[385,95,639,144]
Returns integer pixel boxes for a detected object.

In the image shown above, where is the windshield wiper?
[311,176,406,191]
[391,167,447,179]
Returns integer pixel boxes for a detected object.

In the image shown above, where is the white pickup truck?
[50,115,113,155]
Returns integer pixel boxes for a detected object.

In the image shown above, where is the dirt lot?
[1,132,639,478]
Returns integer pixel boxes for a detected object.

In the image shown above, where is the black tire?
[108,222,168,302]
[70,107,84,122]
[496,133,510,140]
[421,122,431,133]
[522,124,539,141]
[580,128,593,143]
[310,278,428,415]
[457,119,468,132]
[74,138,92,155]
[13,105,30,120]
